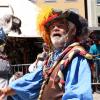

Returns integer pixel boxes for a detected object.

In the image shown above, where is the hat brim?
[45,14,65,29]
[45,10,88,34]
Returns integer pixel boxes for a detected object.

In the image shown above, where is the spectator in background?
[28,43,49,72]
[89,29,100,83]
[9,71,23,84]
[0,27,11,100]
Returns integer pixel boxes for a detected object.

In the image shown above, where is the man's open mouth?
[53,33,61,37]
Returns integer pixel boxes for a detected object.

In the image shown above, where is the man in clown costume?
[0,6,93,100]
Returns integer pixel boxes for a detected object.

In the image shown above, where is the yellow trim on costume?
[71,45,93,60]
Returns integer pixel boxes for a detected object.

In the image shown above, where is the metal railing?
[10,57,100,92]
[10,58,100,81]
[91,57,100,93]
[93,57,100,83]
[10,63,31,74]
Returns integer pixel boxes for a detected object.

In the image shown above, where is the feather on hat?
[37,6,88,46]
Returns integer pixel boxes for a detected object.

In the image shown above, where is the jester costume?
[9,6,93,100]
[9,43,93,100]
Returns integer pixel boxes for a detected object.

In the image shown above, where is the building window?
[97,0,100,3]
[98,17,100,26]
[45,0,57,2]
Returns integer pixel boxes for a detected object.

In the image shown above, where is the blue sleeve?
[62,55,93,100]
[89,47,94,54]
[9,65,43,100]
[89,45,96,55]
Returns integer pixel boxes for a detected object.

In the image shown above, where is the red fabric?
[43,13,59,26]
[0,55,8,60]
[60,79,65,85]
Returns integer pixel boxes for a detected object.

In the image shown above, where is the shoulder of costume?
[71,45,93,60]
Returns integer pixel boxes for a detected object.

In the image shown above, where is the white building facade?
[87,0,100,27]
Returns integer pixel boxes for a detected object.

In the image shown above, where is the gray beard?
[51,35,75,50]
[51,35,68,49]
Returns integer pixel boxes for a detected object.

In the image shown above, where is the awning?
[7,0,41,37]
